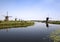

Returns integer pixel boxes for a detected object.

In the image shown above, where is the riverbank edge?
[41,21,60,24]
[48,21,60,24]
[0,21,34,29]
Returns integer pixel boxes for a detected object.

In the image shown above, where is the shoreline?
[48,21,60,24]
[41,21,60,24]
[0,21,34,29]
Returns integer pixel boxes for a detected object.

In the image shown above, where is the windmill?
[46,13,49,23]
[3,11,12,21]
[15,18,17,21]
[46,13,52,22]
[46,17,49,23]
[46,13,53,21]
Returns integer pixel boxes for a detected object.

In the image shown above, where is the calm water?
[0,22,60,42]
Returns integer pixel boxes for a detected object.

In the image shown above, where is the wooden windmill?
[15,18,17,21]
[46,17,49,22]
[46,13,49,23]
[3,11,12,21]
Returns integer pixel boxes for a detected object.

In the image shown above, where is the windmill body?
[46,17,49,23]
[3,12,12,21]
[4,16,9,21]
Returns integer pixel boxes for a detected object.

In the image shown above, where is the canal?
[0,22,60,42]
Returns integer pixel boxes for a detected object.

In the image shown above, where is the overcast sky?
[0,0,60,20]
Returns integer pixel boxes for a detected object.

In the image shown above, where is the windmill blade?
[9,16,12,17]
[6,11,12,17]
[49,17,56,19]
[1,15,6,17]
[49,17,52,19]
[7,11,8,16]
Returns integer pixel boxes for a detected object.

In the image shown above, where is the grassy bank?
[48,21,60,24]
[0,21,34,29]
[41,20,60,24]
[50,29,60,42]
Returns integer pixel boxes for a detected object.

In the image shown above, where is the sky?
[0,0,60,20]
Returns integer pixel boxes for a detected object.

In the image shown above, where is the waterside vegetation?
[41,20,60,24]
[48,21,60,24]
[0,20,34,29]
[50,29,60,42]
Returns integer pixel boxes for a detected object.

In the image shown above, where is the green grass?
[50,29,60,42]
[48,21,60,24]
[41,21,60,24]
[0,21,34,29]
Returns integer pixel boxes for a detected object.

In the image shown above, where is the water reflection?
[0,22,60,42]
[46,23,49,28]
[5,29,9,32]
[0,28,9,32]
[46,17,49,28]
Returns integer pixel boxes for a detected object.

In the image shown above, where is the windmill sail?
[7,11,8,16]
[4,11,12,21]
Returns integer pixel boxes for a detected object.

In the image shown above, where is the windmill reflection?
[46,23,49,28]
[46,17,49,28]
